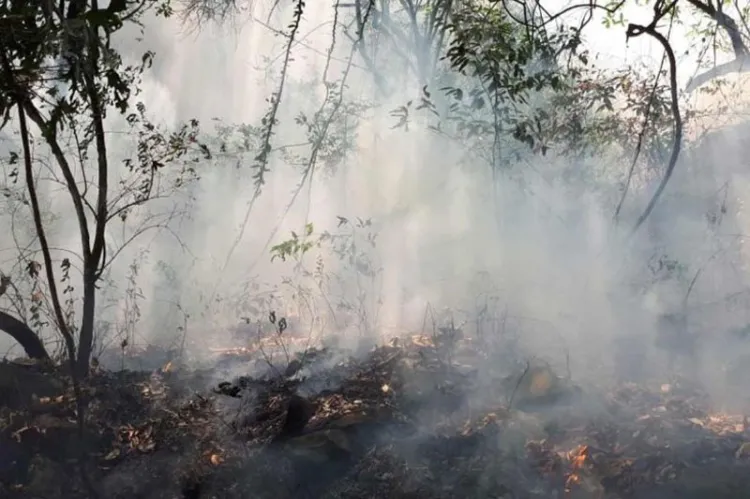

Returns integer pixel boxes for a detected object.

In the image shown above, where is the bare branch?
[21,101,93,261]
[530,0,627,28]
[685,0,750,92]
[686,0,748,57]
[686,56,750,92]
[17,101,75,358]
[614,16,674,222]
[0,310,50,360]
[627,2,683,235]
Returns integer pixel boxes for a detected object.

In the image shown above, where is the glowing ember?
[565,445,590,495]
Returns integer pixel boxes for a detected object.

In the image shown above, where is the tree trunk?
[75,269,96,378]
[0,311,50,360]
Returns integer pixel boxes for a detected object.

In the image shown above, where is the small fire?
[565,445,590,495]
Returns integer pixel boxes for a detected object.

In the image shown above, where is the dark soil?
[2,335,750,499]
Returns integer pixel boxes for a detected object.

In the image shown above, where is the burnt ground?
[2,333,750,499]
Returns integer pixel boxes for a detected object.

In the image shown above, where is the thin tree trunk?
[75,270,96,378]
[75,0,109,379]
[15,99,77,362]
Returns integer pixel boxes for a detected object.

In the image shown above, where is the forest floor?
[2,331,750,499]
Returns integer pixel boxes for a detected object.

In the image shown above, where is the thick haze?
[2,1,750,401]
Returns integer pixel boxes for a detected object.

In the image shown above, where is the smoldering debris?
[2,331,750,499]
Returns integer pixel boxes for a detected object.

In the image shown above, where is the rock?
[502,362,579,410]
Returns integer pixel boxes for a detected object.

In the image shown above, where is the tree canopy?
[1,0,749,373]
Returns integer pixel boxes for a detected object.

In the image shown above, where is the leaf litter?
[1,333,750,498]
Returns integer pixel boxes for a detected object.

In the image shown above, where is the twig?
[529,0,627,29]
[256,322,284,379]
[507,360,530,411]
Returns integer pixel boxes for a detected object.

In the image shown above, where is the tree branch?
[21,100,93,261]
[685,56,750,92]
[685,0,750,92]
[85,0,109,267]
[627,2,683,235]
[0,310,49,360]
[16,101,77,360]
[614,14,674,222]
[685,0,748,57]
